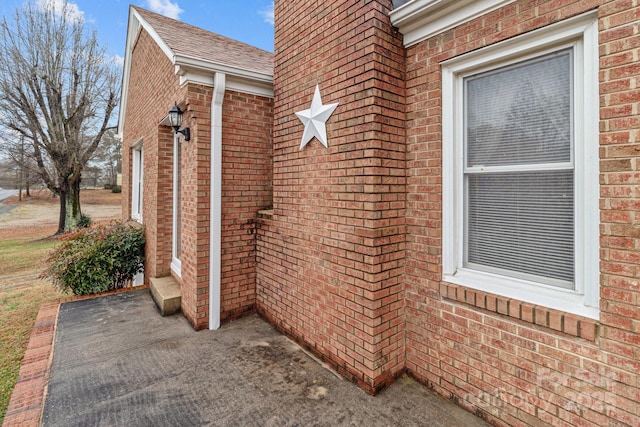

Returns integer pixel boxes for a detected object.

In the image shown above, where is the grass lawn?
[0,189,121,424]
[0,229,62,424]
[0,238,59,277]
[0,282,60,423]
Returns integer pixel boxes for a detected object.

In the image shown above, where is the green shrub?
[77,213,92,228]
[111,185,122,193]
[43,220,145,295]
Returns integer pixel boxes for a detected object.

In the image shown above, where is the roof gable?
[133,7,273,78]
[118,6,273,137]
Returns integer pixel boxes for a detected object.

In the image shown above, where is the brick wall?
[123,26,274,330]
[257,0,406,394]
[220,91,273,322]
[405,1,640,425]
[121,28,185,280]
[124,1,640,424]
[181,88,274,328]
[179,83,212,329]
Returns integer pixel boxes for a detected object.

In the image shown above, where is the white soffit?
[174,56,273,98]
[389,0,516,47]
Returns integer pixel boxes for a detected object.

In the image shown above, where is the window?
[131,141,143,223]
[171,134,182,276]
[442,12,599,319]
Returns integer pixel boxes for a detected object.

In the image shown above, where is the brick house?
[118,6,273,330]
[120,1,640,425]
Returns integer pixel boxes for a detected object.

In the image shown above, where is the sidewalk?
[7,290,490,426]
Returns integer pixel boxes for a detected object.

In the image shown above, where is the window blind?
[463,49,575,289]
[465,51,573,167]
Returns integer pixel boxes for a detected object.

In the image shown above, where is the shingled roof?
[118,6,274,136]
[133,6,273,77]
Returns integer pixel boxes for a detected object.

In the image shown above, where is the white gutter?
[209,72,225,330]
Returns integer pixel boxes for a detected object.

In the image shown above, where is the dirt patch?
[0,189,122,240]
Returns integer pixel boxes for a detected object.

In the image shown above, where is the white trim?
[133,271,145,286]
[132,8,175,60]
[442,12,599,319]
[176,65,215,86]
[447,269,598,319]
[390,0,516,47]
[130,136,144,150]
[171,133,182,277]
[131,143,144,223]
[441,68,457,278]
[582,18,600,309]
[174,67,274,98]
[118,7,175,138]
[170,259,182,277]
[174,55,272,85]
[209,72,225,330]
[440,12,598,71]
[116,7,139,138]
[227,76,274,98]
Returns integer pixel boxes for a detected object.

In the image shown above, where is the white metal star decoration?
[295,84,339,150]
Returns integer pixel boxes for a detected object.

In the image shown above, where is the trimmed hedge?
[44,220,145,295]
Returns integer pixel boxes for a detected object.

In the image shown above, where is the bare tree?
[0,0,119,233]
[0,132,43,199]
[90,128,121,187]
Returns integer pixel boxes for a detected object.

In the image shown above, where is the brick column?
[258,0,406,394]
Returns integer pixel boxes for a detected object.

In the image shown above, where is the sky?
[0,0,275,64]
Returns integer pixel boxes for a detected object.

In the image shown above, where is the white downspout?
[209,72,225,330]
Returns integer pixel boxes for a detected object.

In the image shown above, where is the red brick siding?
[121,28,186,280]
[405,1,640,425]
[123,28,274,330]
[162,85,274,330]
[179,83,212,329]
[258,0,406,394]
[220,91,273,322]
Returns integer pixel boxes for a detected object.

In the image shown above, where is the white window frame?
[442,12,599,319]
[171,133,182,277]
[131,138,144,223]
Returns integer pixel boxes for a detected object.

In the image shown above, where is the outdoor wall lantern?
[168,102,190,141]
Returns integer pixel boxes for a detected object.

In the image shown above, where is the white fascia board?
[389,0,516,47]
[176,66,215,87]
[132,9,176,62]
[117,9,140,138]
[175,54,272,81]
[118,6,274,135]
[118,7,175,138]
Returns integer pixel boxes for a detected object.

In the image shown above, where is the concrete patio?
[11,289,490,426]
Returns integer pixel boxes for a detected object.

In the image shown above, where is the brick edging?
[2,302,59,427]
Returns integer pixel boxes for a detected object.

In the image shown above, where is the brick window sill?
[440,282,599,342]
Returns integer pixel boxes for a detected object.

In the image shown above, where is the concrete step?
[149,276,181,316]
